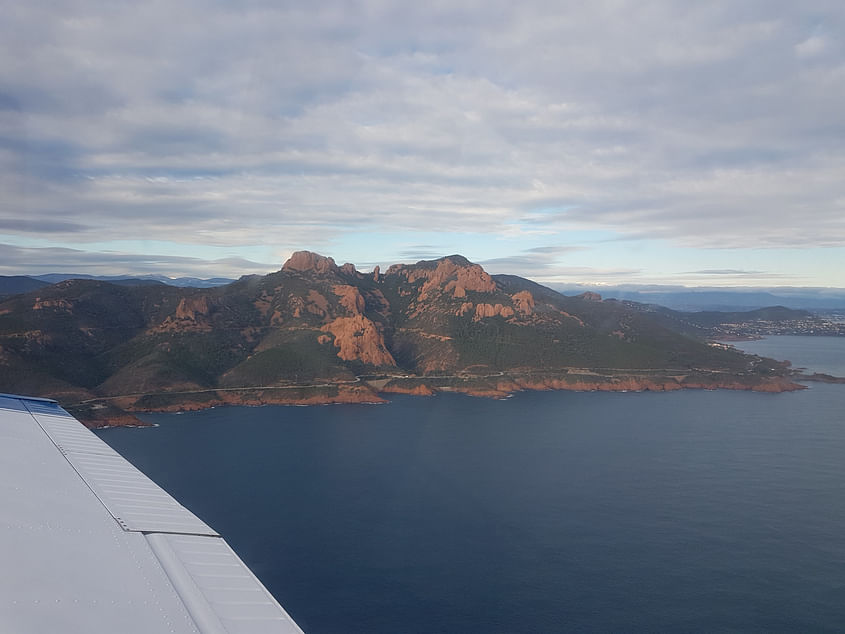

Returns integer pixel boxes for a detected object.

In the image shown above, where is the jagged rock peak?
[417,254,472,269]
[385,254,496,297]
[385,254,474,275]
[282,251,339,275]
[431,254,471,266]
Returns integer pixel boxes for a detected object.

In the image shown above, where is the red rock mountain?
[0,251,795,426]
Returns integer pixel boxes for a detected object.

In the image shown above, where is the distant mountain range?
[0,273,234,298]
[0,252,810,427]
[550,284,845,312]
[0,275,52,296]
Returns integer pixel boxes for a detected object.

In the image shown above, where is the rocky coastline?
[74,371,806,429]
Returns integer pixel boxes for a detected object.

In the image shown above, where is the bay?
[728,335,845,376]
[97,337,845,633]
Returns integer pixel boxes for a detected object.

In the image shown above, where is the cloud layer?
[1,1,843,277]
[0,242,273,278]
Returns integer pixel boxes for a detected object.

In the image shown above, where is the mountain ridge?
[0,251,803,427]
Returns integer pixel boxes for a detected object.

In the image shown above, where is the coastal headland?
[0,251,815,428]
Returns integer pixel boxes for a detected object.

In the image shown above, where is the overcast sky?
[1,1,843,286]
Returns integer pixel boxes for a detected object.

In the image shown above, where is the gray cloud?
[687,269,766,275]
[1,0,844,263]
[478,244,633,281]
[0,218,89,233]
[0,243,275,277]
[683,269,797,280]
[396,245,448,261]
[525,246,586,255]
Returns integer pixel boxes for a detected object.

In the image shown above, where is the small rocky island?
[0,252,810,427]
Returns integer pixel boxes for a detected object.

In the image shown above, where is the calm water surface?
[729,335,845,376]
[98,337,845,633]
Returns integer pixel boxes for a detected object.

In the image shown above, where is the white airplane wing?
[0,393,304,634]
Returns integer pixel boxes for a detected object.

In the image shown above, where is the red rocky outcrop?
[282,251,339,275]
[320,315,396,366]
[332,285,366,315]
[511,291,535,315]
[388,257,497,299]
[153,296,213,332]
[473,303,515,321]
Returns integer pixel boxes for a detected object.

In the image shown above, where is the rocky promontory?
[0,251,808,427]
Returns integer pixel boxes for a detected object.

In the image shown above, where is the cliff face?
[153,295,214,332]
[0,250,797,426]
[321,315,396,366]
[471,303,515,321]
[511,291,535,315]
[332,285,366,315]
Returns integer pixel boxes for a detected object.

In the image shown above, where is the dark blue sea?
[98,337,845,633]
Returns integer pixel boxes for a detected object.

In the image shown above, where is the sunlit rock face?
[282,251,339,275]
[387,255,497,300]
[321,315,396,367]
